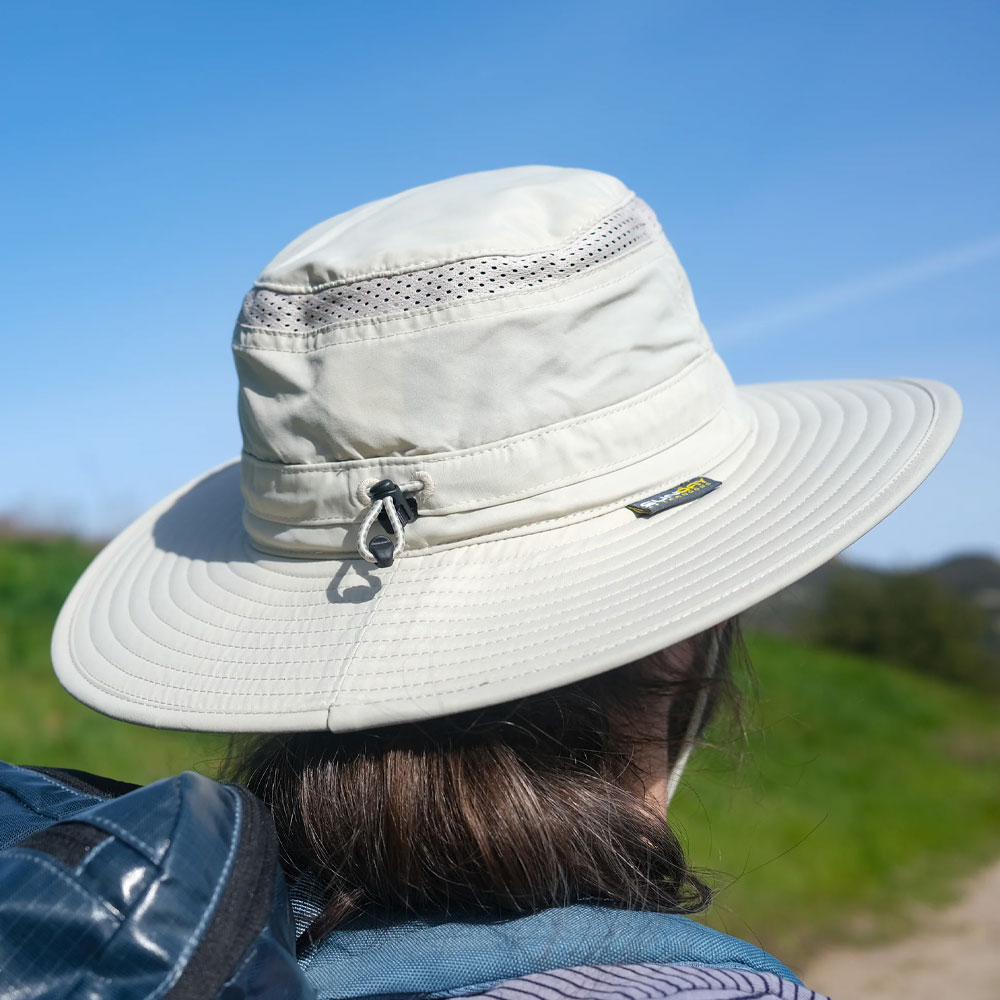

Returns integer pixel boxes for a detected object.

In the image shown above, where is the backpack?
[0,761,314,999]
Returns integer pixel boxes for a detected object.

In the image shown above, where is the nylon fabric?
[234,239,705,468]
[0,763,315,1000]
[0,763,108,849]
[240,352,748,555]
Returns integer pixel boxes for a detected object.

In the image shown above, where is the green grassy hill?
[671,633,1000,964]
[3,533,1000,970]
[0,533,220,779]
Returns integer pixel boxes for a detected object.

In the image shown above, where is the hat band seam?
[241,349,729,526]
[240,406,750,561]
[243,348,714,477]
[392,407,758,558]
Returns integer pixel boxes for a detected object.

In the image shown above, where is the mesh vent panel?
[240,196,659,333]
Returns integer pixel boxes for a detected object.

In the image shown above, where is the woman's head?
[47,166,958,951]
[225,617,745,947]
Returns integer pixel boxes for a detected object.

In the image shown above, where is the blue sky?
[1,1,997,567]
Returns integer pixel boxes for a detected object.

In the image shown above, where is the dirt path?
[802,856,1000,998]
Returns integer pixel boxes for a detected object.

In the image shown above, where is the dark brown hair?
[224,617,744,949]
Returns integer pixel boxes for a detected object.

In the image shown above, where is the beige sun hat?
[51,165,961,734]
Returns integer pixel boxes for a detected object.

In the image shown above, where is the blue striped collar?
[293,903,800,999]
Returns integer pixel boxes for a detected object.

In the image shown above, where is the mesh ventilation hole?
[240,197,660,333]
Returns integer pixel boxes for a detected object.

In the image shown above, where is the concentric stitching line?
[342,392,937,694]
[68,382,936,712]
[140,387,877,664]
[69,384,891,707]
[85,388,825,664]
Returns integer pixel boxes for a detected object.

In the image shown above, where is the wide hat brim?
[52,376,960,734]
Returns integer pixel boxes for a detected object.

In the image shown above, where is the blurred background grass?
[0,533,222,779]
[2,530,1000,969]
[673,634,1000,963]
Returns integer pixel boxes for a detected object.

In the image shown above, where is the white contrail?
[714,233,1000,344]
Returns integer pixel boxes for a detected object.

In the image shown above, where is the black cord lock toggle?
[366,479,420,567]
[369,479,419,532]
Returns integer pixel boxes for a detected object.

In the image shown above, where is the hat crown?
[233,165,745,557]
[257,166,632,290]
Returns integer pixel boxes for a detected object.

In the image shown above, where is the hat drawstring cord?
[664,629,720,808]
[357,476,426,567]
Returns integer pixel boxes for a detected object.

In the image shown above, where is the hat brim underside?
[51,377,960,734]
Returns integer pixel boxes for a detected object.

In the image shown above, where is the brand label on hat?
[625,476,722,517]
